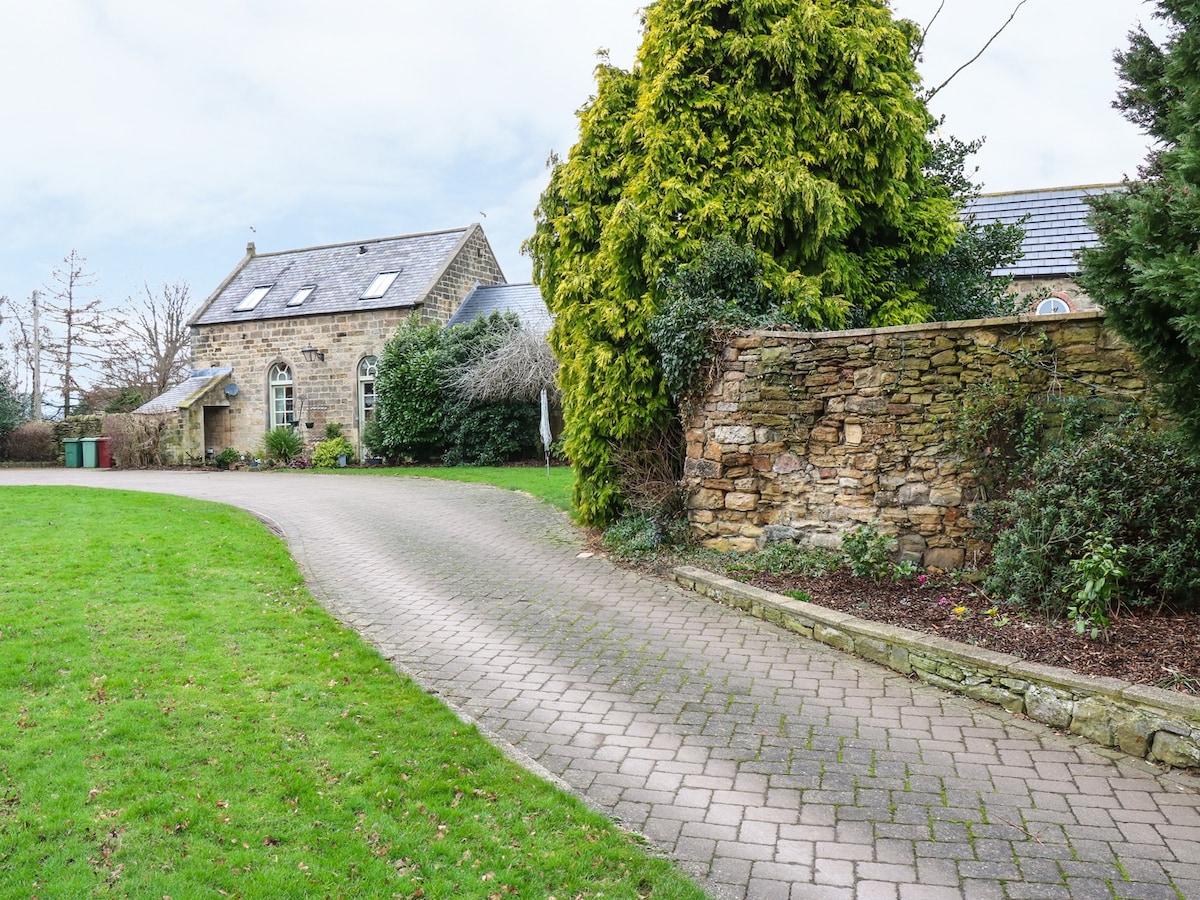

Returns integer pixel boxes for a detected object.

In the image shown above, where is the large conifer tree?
[527,0,959,525]
[1080,1,1200,446]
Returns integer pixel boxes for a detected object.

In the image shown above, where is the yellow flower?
[952,606,968,616]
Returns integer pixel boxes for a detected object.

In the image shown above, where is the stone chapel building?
[138,224,543,464]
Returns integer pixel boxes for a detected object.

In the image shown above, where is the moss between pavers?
[670,565,1200,773]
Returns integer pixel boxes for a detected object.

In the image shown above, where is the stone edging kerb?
[669,566,1200,772]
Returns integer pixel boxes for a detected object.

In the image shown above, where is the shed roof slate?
[190,226,475,326]
[964,184,1124,278]
[135,367,233,414]
[447,283,552,335]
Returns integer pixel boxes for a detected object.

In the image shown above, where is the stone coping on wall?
[749,308,1105,341]
[669,565,1200,773]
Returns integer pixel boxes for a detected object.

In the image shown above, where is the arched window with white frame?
[358,355,378,431]
[269,362,294,428]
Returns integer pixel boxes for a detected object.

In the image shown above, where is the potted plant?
[214,447,240,470]
[312,423,354,469]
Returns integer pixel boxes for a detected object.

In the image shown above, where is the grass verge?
[322,464,575,514]
[0,486,703,899]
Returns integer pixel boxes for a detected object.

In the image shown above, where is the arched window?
[358,356,378,430]
[269,363,294,428]
[1034,292,1073,316]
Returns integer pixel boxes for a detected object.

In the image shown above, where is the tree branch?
[911,0,947,63]
[925,0,1030,101]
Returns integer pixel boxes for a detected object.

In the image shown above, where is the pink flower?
[938,596,949,604]
[917,574,928,585]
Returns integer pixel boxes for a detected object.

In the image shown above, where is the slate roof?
[190,226,476,326]
[964,184,1124,279]
[135,367,232,414]
[447,283,552,335]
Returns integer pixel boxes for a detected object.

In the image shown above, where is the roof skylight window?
[361,271,400,300]
[286,285,316,308]
[234,285,272,312]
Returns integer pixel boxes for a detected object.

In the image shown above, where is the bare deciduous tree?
[449,322,558,404]
[100,280,193,400]
[42,250,114,416]
[1,293,50,417]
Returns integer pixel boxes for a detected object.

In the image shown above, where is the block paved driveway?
[5,468,1199,900]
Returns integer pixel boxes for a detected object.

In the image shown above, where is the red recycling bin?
[96,436,112,468]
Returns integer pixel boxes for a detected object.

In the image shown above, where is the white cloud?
[892,0,1158,189]
[0,0,1162,318]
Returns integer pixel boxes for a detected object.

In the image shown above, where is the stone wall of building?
[421,226,506,322]
[1009,276,1100,312]
[184,226,507,461]
[191,306,416,455]
[684,312,1146,564]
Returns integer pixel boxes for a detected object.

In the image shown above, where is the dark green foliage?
[950,380,1129,498]
[441,400,540,467]
[650,236,792,403]
[360,417,385,458]
[723,541,840,577]
[986,419,1200,613]
[1079,1,1200,448]
[262,426,303,464]
[527,0,960,525]
[601,513,689,561]
[104,387,145,414]
[213,447,240,469]
[373,319,445,462]
[372,314,540,466]
[948,380,1048,495]
[841,524,896,582]
[913,131,1027,323]
[919,218,1027,322]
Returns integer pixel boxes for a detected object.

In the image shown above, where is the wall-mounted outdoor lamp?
[301,345,325,363]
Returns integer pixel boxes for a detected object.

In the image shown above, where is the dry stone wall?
[684,312,1146,563]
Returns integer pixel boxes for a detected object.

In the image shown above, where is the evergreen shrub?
[262,427,303,464]
[986,418,1200,613]
[373,314,540,466]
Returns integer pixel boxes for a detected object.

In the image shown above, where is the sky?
[0,0,1163,358]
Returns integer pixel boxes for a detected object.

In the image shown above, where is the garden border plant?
[261,425,304,465]
[312,422,354,469]
[982,412,1200,623]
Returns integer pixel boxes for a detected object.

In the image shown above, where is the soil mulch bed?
[726,569,1200,697]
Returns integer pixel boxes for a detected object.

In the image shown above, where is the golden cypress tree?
[528,0,958,525]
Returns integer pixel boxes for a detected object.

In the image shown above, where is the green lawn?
[0,486,704,899]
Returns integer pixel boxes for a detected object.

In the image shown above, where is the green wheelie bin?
[63,438,83,468]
